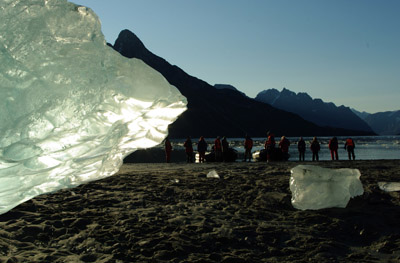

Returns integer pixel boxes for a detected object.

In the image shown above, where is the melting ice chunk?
[290,165,364,210]
[0,0,187,214]
[378,182,400,192]
[206,170,220,179]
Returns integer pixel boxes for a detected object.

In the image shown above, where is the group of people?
[263,134,356,162]
[164,134,356,163]
[165,135,244,163]
[182,136,231,163]
[262,132,291,162]
[298,136,356,161]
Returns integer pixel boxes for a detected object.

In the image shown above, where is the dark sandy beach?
[1,160,400,262]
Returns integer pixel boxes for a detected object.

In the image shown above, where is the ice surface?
[206,170,220,179]
[0,0,187,214]
[290,165,364,210]
[378,182,400,192]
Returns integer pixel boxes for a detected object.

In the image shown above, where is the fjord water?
[265,136,400,161]
[170,136,400,161]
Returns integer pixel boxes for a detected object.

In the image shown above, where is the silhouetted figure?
[214,136,222,162]
[279,136,290,161]
[329,136,339,160]
[264,131,276,162]
[221,136,229,162]
[244,135,253,162]
[197,136,208,163]
[310,137,320,161]
[164,137,172,163]
[344,137,355,160]
[183,136,194,163]
[297,137,306,161]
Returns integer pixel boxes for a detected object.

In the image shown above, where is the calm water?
[169,136,400,161]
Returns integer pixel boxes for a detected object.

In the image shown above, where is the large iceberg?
[290,165,364,210]
[0,0,187,214]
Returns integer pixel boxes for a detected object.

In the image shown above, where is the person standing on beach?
[164,137,172,163]
[221,136,229,162]
[214,136,222,162]
[279,136,290,161]
[344,137,355,160]
[264,131,276,161]
[310,137,320,161]
[183,136,194,163]
[244,135,253,162]
[329,136,339,160]
[197,136,208,163]
[297,137,306,161]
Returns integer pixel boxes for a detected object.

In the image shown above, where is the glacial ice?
[206,170,220,179]
[378,182,400,192]
[0,0,187,214]
[290,165,364,210]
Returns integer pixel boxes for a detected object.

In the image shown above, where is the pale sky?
[76,0,400,113]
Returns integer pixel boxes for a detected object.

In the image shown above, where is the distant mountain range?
[352,109,400,135]
[111,29,375,138]
[255,88,374,134]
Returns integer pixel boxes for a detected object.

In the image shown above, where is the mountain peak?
[214,84,237,91]
[255,88,374,133]
[214,84,246,96]
[113,29,148,59]
[117,29,142,43]
[112,31,375,137]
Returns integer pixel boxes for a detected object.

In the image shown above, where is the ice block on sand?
[290,165,364,210]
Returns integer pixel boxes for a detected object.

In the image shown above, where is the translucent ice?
[378,182,400,192]
[206,170,220,179]
[290,165,364,210]
[0,0,186,214]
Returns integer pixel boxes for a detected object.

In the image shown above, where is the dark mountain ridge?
[255,88,374,133]
[214,84,246,97]
[112,30,374,138]
[353,109,400,135]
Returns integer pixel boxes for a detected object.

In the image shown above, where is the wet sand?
[1,160,400,262]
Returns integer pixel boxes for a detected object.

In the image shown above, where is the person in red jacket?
[164,137,172,163]
[328,136,339,160]
[310,137,320,161]
[264,132,275,161]
[344,137,355,160]
[214,136,222,162]
[279,136,290,160]
[244,135,253,162]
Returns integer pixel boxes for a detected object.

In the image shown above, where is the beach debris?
[207,170,220,179]
[0,0,187,215]
[378,182,400,192]
[290,165,364,210]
